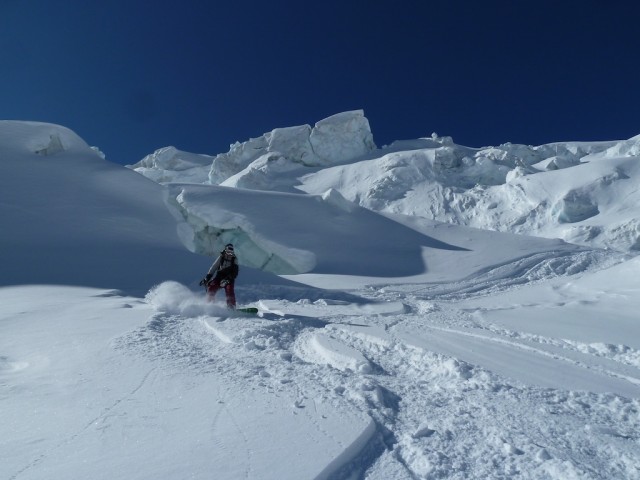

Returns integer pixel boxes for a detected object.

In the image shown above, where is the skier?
[199,243,239,309]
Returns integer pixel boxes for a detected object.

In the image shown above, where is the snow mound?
[1,120,99,158]
[128,146,212,183]
[219,151,306,192]
[256,299,407,317]
[295,331,373,374]
[321,188,358,212]
[0,121,205,292]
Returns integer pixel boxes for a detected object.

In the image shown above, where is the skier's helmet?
[224,243,234,254]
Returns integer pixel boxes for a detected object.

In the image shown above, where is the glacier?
[130,111,640,255]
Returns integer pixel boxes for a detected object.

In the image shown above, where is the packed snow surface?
[2,119,640,479]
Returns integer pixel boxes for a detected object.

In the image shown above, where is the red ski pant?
[207,279,236,308]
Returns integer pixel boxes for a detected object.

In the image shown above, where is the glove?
[199,274,213,286]
[220,278,230,287]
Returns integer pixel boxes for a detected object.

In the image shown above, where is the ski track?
[116,249,640,479]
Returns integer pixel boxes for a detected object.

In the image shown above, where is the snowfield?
[2,118,640,479]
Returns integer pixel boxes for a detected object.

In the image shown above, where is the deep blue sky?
[2,0,639,165]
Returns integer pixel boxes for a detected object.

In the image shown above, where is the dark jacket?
[207,252,239,281]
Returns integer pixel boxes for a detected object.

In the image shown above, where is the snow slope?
[2,120,640,479]
[0,121,204,294]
